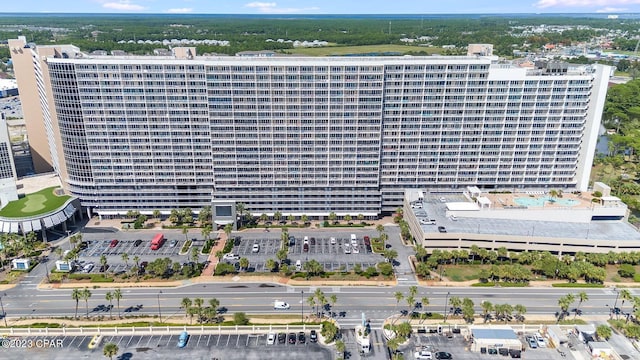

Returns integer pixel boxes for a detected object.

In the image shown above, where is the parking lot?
[73,230,209,275]
[229,232,384,272]
[0,332,333,360]
[403,331,582,360]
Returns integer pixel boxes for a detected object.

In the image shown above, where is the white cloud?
[166,8,193,13]
[596,7,628,12]
[535,0,640,9]
[102,1,145,11]
[245,2,277,9]
[244,2,319,13]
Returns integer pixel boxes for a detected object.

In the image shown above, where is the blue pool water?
[514,196,579,207]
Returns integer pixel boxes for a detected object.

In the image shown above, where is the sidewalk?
[201,231,226,276]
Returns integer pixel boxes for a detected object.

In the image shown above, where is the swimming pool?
[513,196,580,207]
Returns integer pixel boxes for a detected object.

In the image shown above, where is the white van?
[295,260,302,271]
[274,300,290,310]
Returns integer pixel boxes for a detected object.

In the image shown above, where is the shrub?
[377,262,393,276]
[363,266,379,278]
[233,312,250,325]
[618,264,635,278]
[222,239,234,253]
[214,263,236,275]
[633,273,640,282]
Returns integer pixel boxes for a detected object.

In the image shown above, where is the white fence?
[3,324,321,337]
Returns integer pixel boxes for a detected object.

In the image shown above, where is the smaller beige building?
[469,326,521,353]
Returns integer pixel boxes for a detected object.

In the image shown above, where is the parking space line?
[145,336,153,347]
[125,336,133,348]
[206,334,212,347]
[156,335,164,347]
[136,336,144,347]
[235,335,241,347]
[225,334,231,347]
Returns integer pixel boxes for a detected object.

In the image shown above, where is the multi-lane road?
[2,281,628,327]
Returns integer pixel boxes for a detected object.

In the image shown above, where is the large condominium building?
[9,37,612,218]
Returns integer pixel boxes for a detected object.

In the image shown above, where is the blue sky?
[1,0,640,14]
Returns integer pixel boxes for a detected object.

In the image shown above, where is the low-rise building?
[469,326,521,353]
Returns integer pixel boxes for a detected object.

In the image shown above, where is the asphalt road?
[2,282,631,327]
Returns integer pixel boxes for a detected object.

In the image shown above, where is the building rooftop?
[471,327,518,340]
[410,191,640,242]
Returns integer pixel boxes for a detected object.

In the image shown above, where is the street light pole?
[613,288,620,309]
[444,292,450,323]
[66,230,72,251]
[157,290,163,323]
[301,290,304,324]
[0,293,7,327]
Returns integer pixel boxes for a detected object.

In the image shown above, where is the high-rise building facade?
[9,38,612,217]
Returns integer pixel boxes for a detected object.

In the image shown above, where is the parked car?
[330,237,337,245]
[223,253,240,261]
[169,239,178,247]
[363,236,370,246]
[310,330,317,343]
[109,239,119,247]
[140,261,149,268]
[439,196,447,203]
[352,246,360,254]
[414,350,433,359]
[435,352,452,359]
[298,331,306,344]
[133,239,143,247]
[536,334,546,348]
[310,237,316,245]
[295,260,302,271]
[83,263,95,273]
[274,300,290,310]
[288,236,296,246]
[303,243,309,252]
[277,333,286,344]
[438,226,447,233]
[343,244,351,254]
[252,244,260,253]
[177,331,189,348]
[79,242,89,250]
[267,332,276,345]
[527,336,537,349]
[288,333,297,344]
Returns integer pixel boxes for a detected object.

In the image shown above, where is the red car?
[363,236,371,246]
[109,239,119,247]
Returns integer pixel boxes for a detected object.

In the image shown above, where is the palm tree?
[99,255,108,272]
[596,324,612,340]
[387,337,401,359]
[121,253,129,268]
[194,298,204,321]
[80,287,92,319]
[182,225,189,242]
[481,301,493,323]
[181,297,192,320]
[153,209,161,220]
[328,212,337,224]
[105,291,114,319]
[449,296,462,317]
[72,288,82,319]
[575,291,588,319]
[113,288,123,318]
[376,224,385,238]
[103,342,119,360]
[239,257,249,271]
[514,304,527,322]
[265,259,277,272]
[208,298,220,314]
[301,214,309,225]
[307,296,316,319]
[393,291,404,310]
[329,294,338,315]
[224,223,233,241]
[335,340,346,358]
[202,225,212,242]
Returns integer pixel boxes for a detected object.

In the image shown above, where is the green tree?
[103,342,119,360]
[201,225,212,242]
[574,291,588,319]
[394,291,404,310]
[182,225,189,242]
[72,288,82,319]
[224,223,233,241]
[237,257,248,271]
[181,297,192,320]
[81,287,92,319]
[113,288,123,318]
[328,212,337,223]
[194,298,204,320]
[99,255,108,272]
[121,253,129,268]
[233,312,250,325]
[273,211,282,222]
[105,291,114,319]
[276,248,288,263]
[265,258,277,272]
[481,301,494,323]
[596,324,612,340]
[153,209,161,220]
[335,340,346,358]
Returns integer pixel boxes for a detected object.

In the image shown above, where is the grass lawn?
[443,264,490,282]
[284,44,443,56]
[0,187,71,218]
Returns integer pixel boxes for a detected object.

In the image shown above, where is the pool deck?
[484,191,594,210]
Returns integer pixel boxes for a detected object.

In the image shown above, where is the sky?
[1,0,640,14]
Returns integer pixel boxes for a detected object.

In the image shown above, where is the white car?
[536,334,546,348]
[274,300,290,310]
[352,246,360,254]
[414,350,433,359]
[222,253,240,261]
[450,214,458,221]
[252,244,260,253]
[267,332,276,345]
[343,244,351,254]
[330,237,336,245]
[439,197,447,203]
[350,239,358,247]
